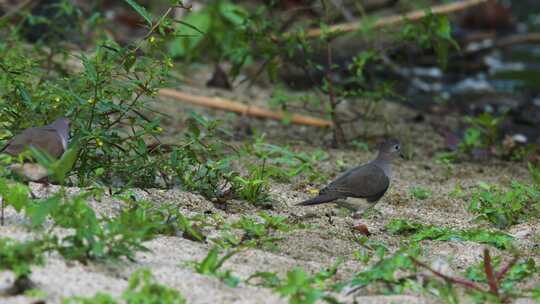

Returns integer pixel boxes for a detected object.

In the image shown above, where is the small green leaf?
[197,247,219,274]
[51,146,79,184]
[124,0,152,26]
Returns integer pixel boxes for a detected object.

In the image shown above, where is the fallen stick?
[304,0,488,38]
[158,88,334,127]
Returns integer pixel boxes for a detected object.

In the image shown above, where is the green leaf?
[51,146,79,184]
[123,52,137,72]
[80,54,97,84]
[197,247,219,274]
[219,3,248,25]
[124,0,152,27]
[27,196,60,228]
[0,178,30,212]
[168,11,210,58]
[17,85,32,105]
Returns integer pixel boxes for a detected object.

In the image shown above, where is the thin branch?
[496,256,519,282]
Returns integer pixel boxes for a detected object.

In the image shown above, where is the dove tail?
[296,194,339,206]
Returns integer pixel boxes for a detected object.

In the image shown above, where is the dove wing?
[320,163,389,202]
[3,127,64,158]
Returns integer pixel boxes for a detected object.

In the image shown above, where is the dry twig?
[158,88,333,127]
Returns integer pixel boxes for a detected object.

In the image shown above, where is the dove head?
[376,139,403,161]
[49,117,70,150]
[50,117,70,129]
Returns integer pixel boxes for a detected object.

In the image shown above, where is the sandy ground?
[1,68,539,303]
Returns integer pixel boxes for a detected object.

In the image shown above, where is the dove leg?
[337,197,375,217]
[351,202,381,219]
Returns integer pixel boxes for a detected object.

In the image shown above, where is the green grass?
[410,186,432,200]
[386,219,514,249]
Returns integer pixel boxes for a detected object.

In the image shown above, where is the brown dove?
[1,117,70,158]
[297,139,402,206]
[1,117,70,181]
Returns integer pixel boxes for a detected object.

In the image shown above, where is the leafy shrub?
[167,112,239,198]
[469,181,540,229]
[0,1,175,188]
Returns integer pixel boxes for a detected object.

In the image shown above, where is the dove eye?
[394,145,400,151]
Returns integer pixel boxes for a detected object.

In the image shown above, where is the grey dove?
[1,117,70,158]
[1,117,70,181]
[297,139,403,206]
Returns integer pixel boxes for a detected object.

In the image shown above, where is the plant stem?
[411,257,485,292]
[483,248,500,297]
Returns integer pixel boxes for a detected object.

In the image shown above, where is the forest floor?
[1,66,539,304]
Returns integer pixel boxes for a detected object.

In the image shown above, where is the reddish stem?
[411,257,485,292]
[496,256,519,282]
[483,248,500,297]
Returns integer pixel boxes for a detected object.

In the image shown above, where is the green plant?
[168,112,239,199]
[231,212,292,249]
[414,249,534,303]
[0,177,31,224]
[410,186,432,200]
[64,269,186,304]
[0,1,179,188]
[353,236,389,265]
[248,262,341,304]
[460,113,504,154]
[461,127,483,153]
[0,238,46,294]
[123,269,186,304]
[118,199,207,242]
[249,139,328,183]
[65,293,118,304]
[48,193,153,262]
[277,268,332,304]
[469,181,540,229]
[386,219,514,250]
[233,160,270,204]
[528,161,540,186]
[1,183,156,263]
[169,1,247,62]
[192,247,240,287]
[465,256,538,301]
[400,10,459,70]
[345,246,420,294]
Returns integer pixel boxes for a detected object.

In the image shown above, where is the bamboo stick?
[304,0,488,38]
[158,88,334,127]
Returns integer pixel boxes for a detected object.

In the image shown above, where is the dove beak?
[399,152,405,159]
